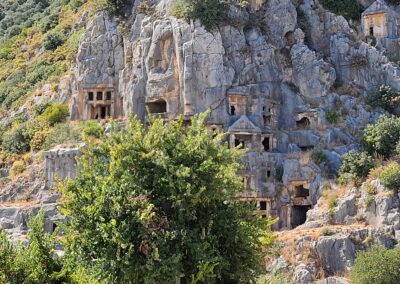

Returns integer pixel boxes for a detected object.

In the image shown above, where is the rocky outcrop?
[315,234,356,275]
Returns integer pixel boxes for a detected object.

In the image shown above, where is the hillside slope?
[1,0,400,282]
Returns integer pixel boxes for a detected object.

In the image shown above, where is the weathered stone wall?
[43,148,81,189]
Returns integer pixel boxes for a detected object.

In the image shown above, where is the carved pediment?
[228,115,261,134]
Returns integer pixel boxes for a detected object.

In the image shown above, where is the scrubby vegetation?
[366,85,400,115]
[311,149,328,164]
[351,246,400,284]
[319,0,361,20]
[363,115,400,158]
[338,151,373,182]
[171,0,230,31]
[379,162,400,192]
[0,0,96,169]
[99,0,132,17]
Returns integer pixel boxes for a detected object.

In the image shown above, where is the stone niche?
[228,92,247,116]
[262,99,279,129]
[72,86,123,121]
[288,180,312,228]
[43,148,81,189]
[361,0,398,39]
[295,110,318,130]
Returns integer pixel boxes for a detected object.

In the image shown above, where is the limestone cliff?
[1,0,400,282]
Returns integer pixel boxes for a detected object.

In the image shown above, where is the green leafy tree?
[60,112,275,283]
[351,246,400,284]
[338,150,373,182]
[379,162,400,192]
[0,211,72,283]
[319,0,360,20]
[363,115,400,158]
[366,85,400,114]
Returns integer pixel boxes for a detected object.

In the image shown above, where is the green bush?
[43,123,81,150]
[9,160,25,178]
[379,162,400,192]
[0,211,74,283]
[366,85,400,114]
[43,32,65,51]
[100,0,133,17]
[351,246,400,284]
[363,115,400,158]
[81,120,104,139]
[325,109,339,124]
[1,125,30,154]
[311,149,328,164]
[338,151,373,182]
[319,0,360,20]
[171,0,229,31]
[33,101,52,115]
[40,103,69,126]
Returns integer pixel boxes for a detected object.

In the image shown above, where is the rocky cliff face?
[2,0,400,282]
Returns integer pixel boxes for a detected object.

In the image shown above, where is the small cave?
[147,99,167,114]
[294,185,309,198]
[296,117,311,129]
[291,205,311,228]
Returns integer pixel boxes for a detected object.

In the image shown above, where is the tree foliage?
[366,85,400,115]
[60,112,275,283]
[379,162,400,192]
[0,211,71,283]
[363,115,400,158]
[338,150,373,182]
[351,246,400,284]
[171,0,230,31]
[319,0,360,20]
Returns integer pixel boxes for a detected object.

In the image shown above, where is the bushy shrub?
[171,0,229,31]
[40,103,69,126]
[33,101,52,115]
[43,123,81,150]
[30,129,51,151]
[100,0,133,17]
[379,162,400,192]
[1,125,30,154]
[351,246,400,284]
[319,0,360,20]
[338,151,373,181]
[43,32,64,51]
[366,85,400,114]
[81,120,104,139]
[363,115,400,158]
[0,212,73,283]
[26,62,58,85]
[9,160,25,178]
[325,109,339,124]
[311,149,328,164]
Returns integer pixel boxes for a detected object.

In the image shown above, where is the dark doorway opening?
[295,185,309,198]
[260,201,267,211]
[230,105,236,116]
[97,92,103,101]
[100,106,107,119]
[262,137,270,152]
[291,205,311,228]
[235,139,244,149]
[369,26,374,37]
[147,100,167,114]
[88,92,94,101]
[296,117,311,129]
